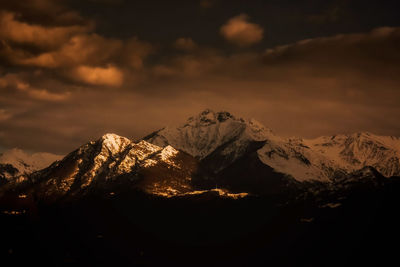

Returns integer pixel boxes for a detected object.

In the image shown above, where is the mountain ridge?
[0,148,62,180]
[146,109,400,182]
[1,109,399,200]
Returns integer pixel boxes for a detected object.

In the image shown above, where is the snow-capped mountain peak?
[100,133,131,155]
[144,110,400,183]
[2,111,400,199]
[14,133,202,198]
[160,145,179,162]
[145,109,275,160]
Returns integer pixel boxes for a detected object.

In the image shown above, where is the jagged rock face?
[145,109,282,178]
[145,109,275,160]
[0,163,19,181]
[3,134,201,200]
[145,109,343,182]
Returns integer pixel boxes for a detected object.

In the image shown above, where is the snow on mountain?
[145,109,276,160]
[257,138,333,182]
[2,110,399,198]
[302,132,400,177]
[0,148,63,177]
[7,134,197,199]
[144,109,282,176]
[145,109,400,183]
[257,132,400,182]
[146,109,330,181]
[0,133,250,199]
[40,134,166,192]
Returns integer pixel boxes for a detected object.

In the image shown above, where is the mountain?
[1,133,247,201]
[1,109,400,199]
[0,148,62,179]
[0,164,19,183]
[144,109,296,194]
[145,109,273,160]
[2,110,400,267]
[303,133,400,177]
[146,109,400,184]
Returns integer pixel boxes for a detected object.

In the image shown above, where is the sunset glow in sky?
[0,0,400,154]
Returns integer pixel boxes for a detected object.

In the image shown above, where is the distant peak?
[197,108,233,117]
[200,108,213,115]
[216,111,235,122]
[99,133,131,154]
[186,109,237,126]
[101,133,125,140]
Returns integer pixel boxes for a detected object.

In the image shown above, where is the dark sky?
[1,0,400,154]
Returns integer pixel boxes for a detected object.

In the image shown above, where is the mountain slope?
[2,109,400,199]
[1,133,248,200]
[145,109,275,159]
[145,109,283,175]
[0,148,62,178]
[303,133,400,177]
[22,134,198,199]
[145,109,400,183]
[258,132,400,181]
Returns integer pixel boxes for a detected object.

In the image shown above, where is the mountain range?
[0,149,62,182]
[2,109,400,267]
[1,109,399,200]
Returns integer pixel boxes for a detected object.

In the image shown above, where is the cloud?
[174,37,197,51]
[0,109,11,121]
[120,38,154,70]
[20,87,70,101]
[1,1,400,155]
[262,26,400,80]
[220,14,264,47]
[0,11,90,49]
[0,0,87,26]
[11,34,153,71]
[0,73,70,101]
[70,65,124,87]
[14,34,121,68]
[1,28,151,87]
[0,2,152,89]
[152,50,224,78]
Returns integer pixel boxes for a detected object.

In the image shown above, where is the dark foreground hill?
[2,175,400,267]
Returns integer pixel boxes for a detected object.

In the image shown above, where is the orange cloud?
[70,65,124,87]
[220,14,264,47]
[152,52,224,79]
[17,34,121,68]
[0,109,11,121]
[0,73,70,101]
[23,87,70,101]
[174,37,197,51]
[120,38,154,70]
[0,11,89,49]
